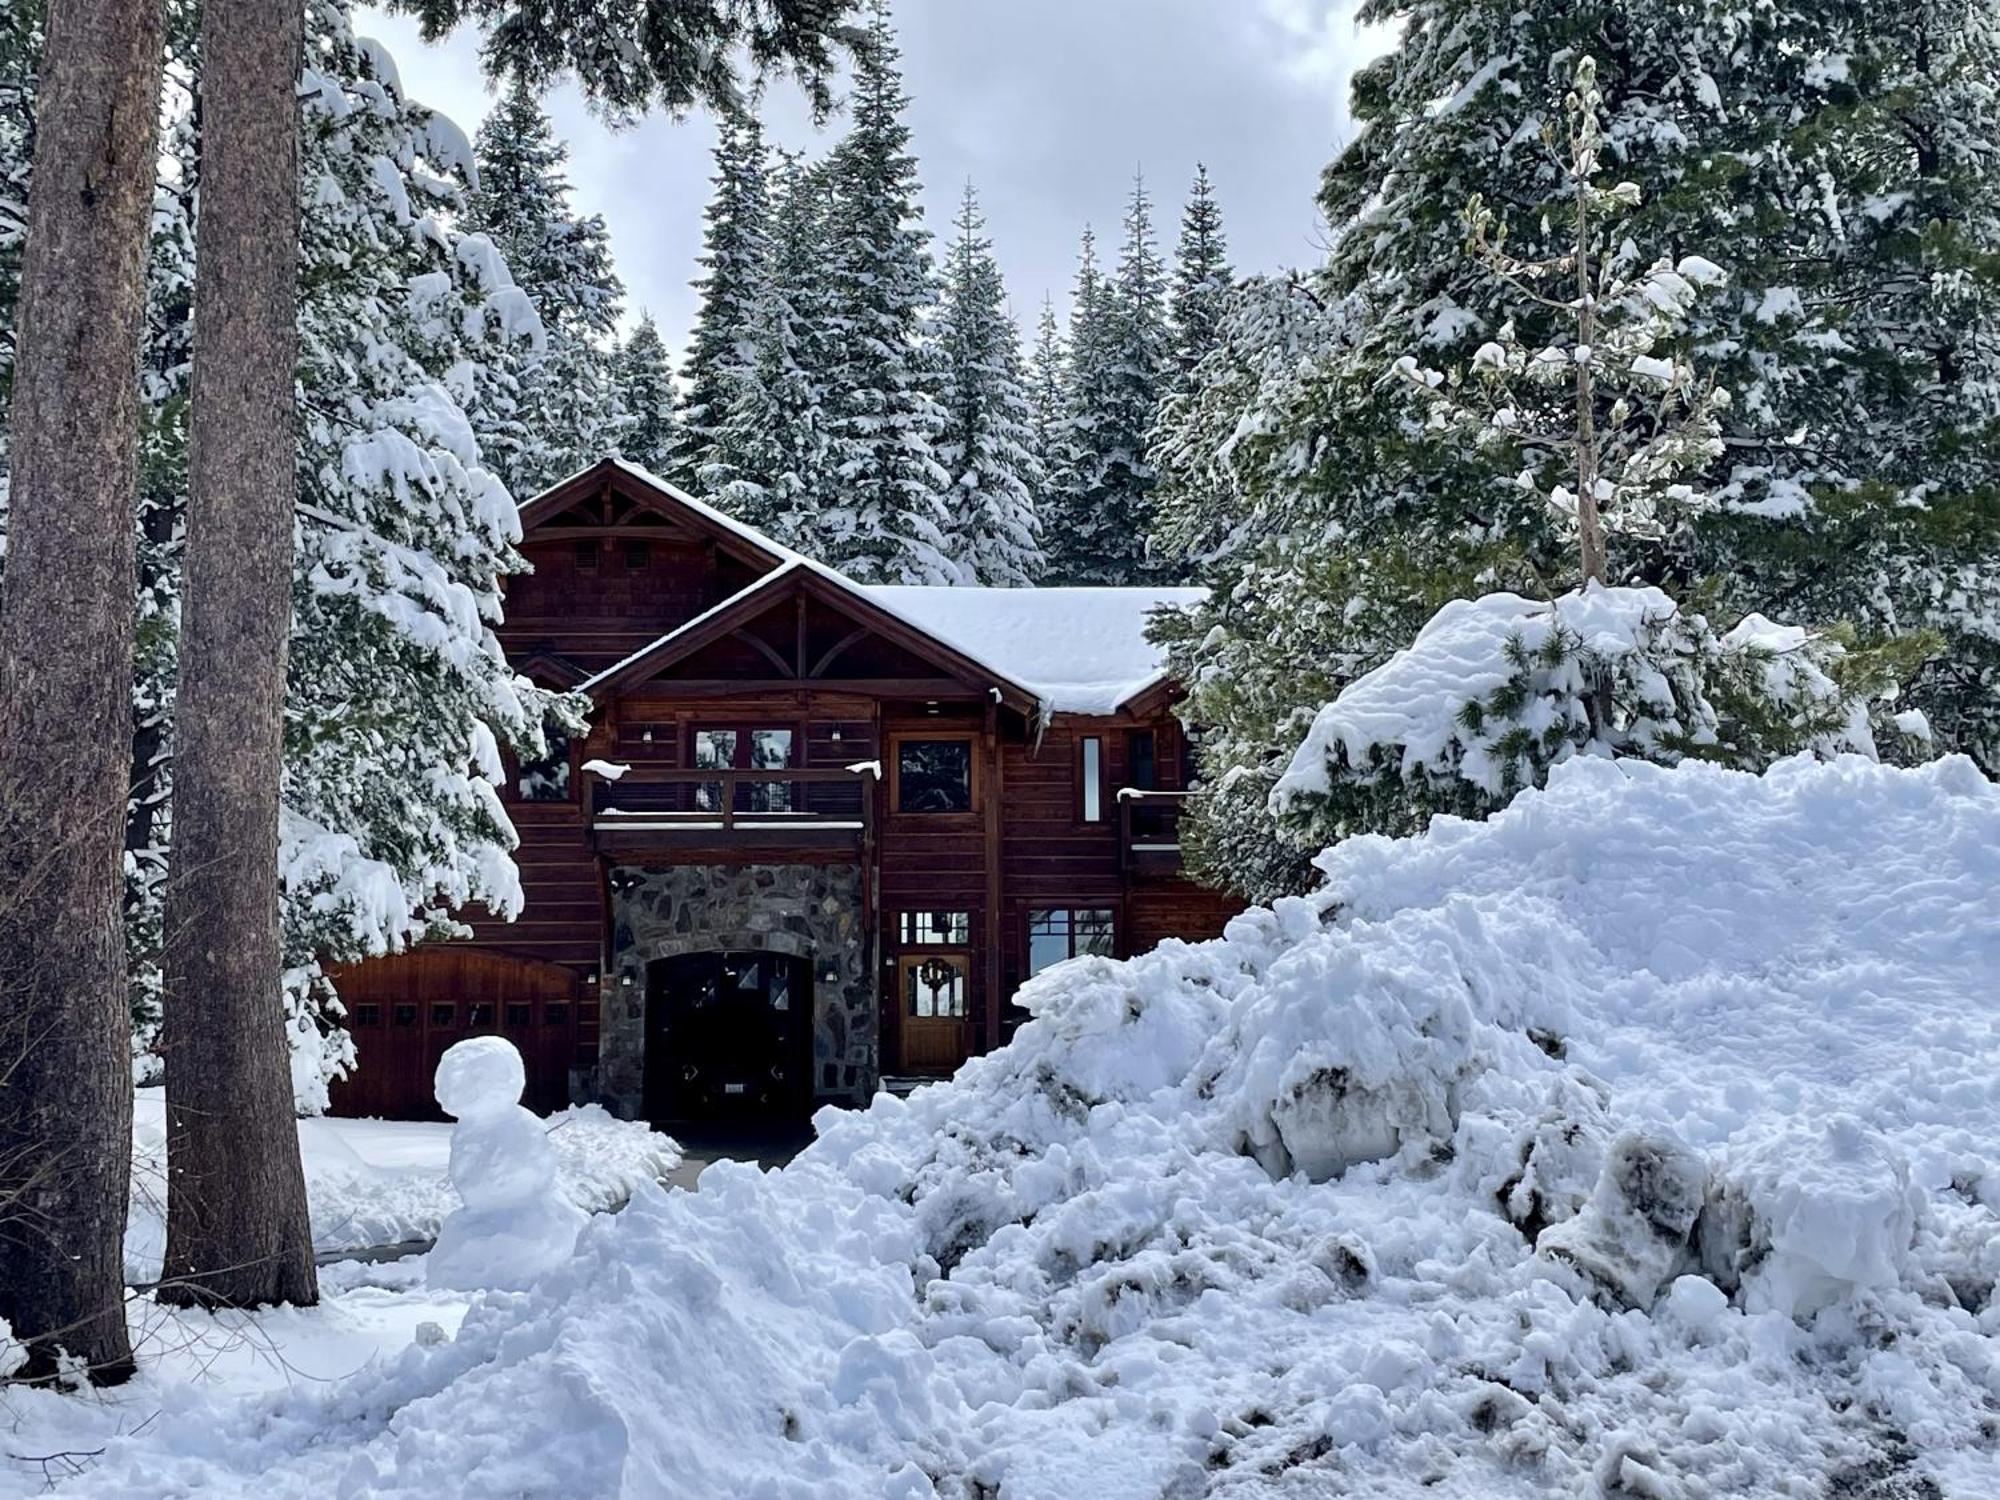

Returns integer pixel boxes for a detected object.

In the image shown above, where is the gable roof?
[517,456,791,574]
[521,460,1203,718]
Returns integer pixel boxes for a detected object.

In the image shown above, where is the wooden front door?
[896,953,970,1074]
[329,949,584,1120]
[644,951,814,1122]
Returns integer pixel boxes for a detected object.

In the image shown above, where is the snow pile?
[427,1038,588,1290]
[50,755,2000,1498]
[124,1088,676,1282]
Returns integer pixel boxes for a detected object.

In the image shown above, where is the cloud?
[355,1,1394,361]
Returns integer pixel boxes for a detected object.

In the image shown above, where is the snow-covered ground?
[126,1088,679,1281]
[8,754,1998,1498]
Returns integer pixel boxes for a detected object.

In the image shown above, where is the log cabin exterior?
[329,459,1243,1122]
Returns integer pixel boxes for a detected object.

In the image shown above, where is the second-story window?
[894,737,973,813]
[1079,736,1104,822]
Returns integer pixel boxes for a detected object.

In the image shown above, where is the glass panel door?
[748,728,795,812]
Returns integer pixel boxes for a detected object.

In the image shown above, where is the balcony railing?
[1118,788,1191,876]
[583,765,878,851]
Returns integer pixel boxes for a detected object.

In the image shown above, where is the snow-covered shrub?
[1270,584,1878,845]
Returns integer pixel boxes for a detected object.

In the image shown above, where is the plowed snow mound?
[47,756,2000,1499]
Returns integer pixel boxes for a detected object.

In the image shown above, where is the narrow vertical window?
[1080,736,1103,823]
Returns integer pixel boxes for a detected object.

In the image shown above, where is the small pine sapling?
[1391,56,1731,587]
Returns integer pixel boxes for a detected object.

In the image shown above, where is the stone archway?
[598,864,873,1116]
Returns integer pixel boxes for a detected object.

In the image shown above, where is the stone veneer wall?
[596,863,873,1118]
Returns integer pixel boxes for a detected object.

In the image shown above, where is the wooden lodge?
[329,459,1243,1123]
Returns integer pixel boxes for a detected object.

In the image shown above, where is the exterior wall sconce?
[829,727,843,743]
[640,727,653,743]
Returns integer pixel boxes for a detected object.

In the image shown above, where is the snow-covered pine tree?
[1168,162,1231,388]
[816,7,953,583]
[462,80,626,497]
[1151,0,1999,898]
[613,312,679,475]
[1025,293,1066,501]
[675,109,771,499]
[281,0,559,1105]
[716,149,836,545]
[931,181,1043,585]
[1045,178,1173,583]
[1271,56,1878,862]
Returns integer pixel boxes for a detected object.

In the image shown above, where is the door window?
[901,953,969,1019]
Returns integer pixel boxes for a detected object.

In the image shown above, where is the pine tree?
[1168,163,1231,387]
[717,150,836,544]
[613,313,679,474]
[463,80,626,496]
[676,110,771,497]
[0,0,163,1384]
[931,182,1043,585]
[158,0,320,1313]
[1025,293,1066,492]
[817,7,952,583]
[1151,0,2000,896]
[1046,178,1173,583]
[281,0,557,1105]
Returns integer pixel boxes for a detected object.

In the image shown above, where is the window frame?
[889,732,980,816]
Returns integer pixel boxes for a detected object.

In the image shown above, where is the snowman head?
[435,1035,527,1122]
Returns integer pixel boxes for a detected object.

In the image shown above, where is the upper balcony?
[583,765,877,856]
[1118,789,1192,878]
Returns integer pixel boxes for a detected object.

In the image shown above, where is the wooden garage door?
[328,949,586,1120]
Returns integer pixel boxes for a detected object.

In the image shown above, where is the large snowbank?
[124,1089,677,1282]
[29,755,2000,1498]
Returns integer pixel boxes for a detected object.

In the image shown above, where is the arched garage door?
[328,949,586,1120]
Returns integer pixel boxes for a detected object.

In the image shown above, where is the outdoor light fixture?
[925,699,939,715]
[829,727,843,743]
[641,727,653,743]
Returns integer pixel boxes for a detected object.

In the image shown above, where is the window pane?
[431,1003,455,1028]
[905,957,967,1019]
[1081,737,1103,822]
[898,740,972,812]
[748,729,794,812]
[1028,908,1071,977]
[1129,730,1158,791]
[900,910,970,946]
[694,729,737,812]
[1076,909,1117,957]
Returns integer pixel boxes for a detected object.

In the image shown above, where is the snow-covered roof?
[539,460,1205,717]
[860,585,1204,716]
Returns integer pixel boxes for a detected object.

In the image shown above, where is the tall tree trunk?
[156,0,315,1309]
[0,0,164,1384]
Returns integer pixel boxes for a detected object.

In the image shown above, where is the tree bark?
[0,0,164,1383]
[156,0,315,1309]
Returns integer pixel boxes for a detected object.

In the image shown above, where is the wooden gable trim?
[514,649,590,690]
[582,565,1041,714]
[515,459,786,575]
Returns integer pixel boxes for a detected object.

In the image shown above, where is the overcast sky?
[355,1,1395,358]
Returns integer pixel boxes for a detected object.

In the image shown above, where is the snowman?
[426,1036,587,1290]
